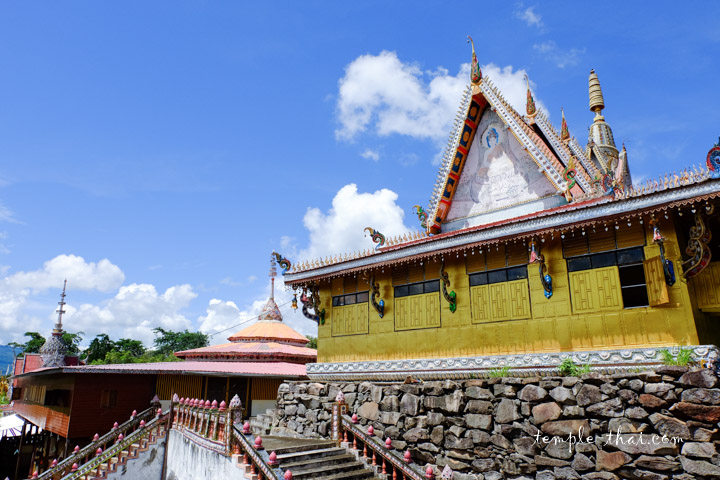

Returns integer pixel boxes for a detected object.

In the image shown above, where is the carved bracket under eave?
[649,216,676,286]
[530,239,553,299]
[439,259,457,313]
[682,205,714,279]
[370,274,384,318]
[301,285,325,325]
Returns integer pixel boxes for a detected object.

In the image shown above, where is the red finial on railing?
[426,465,434,479]
[204,400,211,409]
[404,450,412,463]
[179,397,184,403]
[140,420,146,428]
[51,459,58,467]
[351,413,358,424]
[73,445,80,454]
[211,400,218,409]
[284,470,293,480]
[31,471,38,478]
[96,447,103,456]
[117,434,124,443]
[157,408,163,417]
[93,433,100,441]
[243,422,251,434]
[112,421,119,430]
[71,463,78,472]
[219,400,227,411]
[131,410,137,419]
[268,451,277,465]
[254,436,264,450]
[385,437,392,449]
[367,425,374,436]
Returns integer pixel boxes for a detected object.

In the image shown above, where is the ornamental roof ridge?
[284,177,720,281]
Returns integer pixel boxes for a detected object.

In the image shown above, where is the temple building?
[10,258,315,459]
[281,45,720,381]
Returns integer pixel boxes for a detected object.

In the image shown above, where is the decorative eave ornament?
[412,205,429,231]
[364,227,386,250]
[467,36,482,85]
[560,108,570,142]
[272,251,292,275]
[525,74,537,118]
[707,137,720,179]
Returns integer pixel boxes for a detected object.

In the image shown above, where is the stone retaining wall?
[273,367,720,479]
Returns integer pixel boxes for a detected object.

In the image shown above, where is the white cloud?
[5,254,125,293]
[533,41,585,69]
[301,183,412,261]
[65,283,197,346]
[335,52,547,148]
[335,51,469,142]
[515,6,543,28]
[360,149,380,161]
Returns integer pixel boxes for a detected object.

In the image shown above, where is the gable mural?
[445,109,561,230]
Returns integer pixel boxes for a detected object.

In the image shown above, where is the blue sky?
[1,2,718,347]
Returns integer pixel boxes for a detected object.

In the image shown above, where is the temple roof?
[226,318,310,345]
[174,339,316,362]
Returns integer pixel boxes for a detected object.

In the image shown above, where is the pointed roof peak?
[524,74,537,117]
[588,69,605,117]
[467,36,482,84]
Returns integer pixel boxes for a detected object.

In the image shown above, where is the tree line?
[9,328,210,365]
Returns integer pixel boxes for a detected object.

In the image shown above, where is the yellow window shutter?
[466,251,486,273]
[643,256,670,306]
[508,279,532,319]
[569,270,595,313]
[616,223,646,249]
[471,285,491,323]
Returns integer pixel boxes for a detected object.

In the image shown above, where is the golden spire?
[560,108,569,141]
[525,74,537,117]
[588,69,605,119]
[467,36,482,84]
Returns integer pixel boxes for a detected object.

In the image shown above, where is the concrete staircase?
[267,438,380,480]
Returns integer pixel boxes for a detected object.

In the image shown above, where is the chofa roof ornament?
[467,36,482,85]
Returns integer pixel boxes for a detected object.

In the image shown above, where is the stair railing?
[29,406,158,480]
[230,423,285,480]
[57,410,170,480]
[340,414,429,480]
[170,396,233,455]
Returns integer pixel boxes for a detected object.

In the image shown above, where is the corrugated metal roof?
[64,361,307,377]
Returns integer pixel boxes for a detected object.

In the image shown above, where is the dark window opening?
[100,390,117,409]
[394,280,440,298]
[470,266,528,286]
[44,389,71,407]
[332,291,370,306]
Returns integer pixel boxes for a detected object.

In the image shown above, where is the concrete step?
[280,452,356,471]
[289,458,366,479]
[276,446,347,463]
[310,467,377,480]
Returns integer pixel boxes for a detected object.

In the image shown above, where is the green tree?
[21,332,46,354]
[152,328,209,355]
[62,332,84,355]
[84,334,116,363]
[305,336,317,349]
[114,338,145,357]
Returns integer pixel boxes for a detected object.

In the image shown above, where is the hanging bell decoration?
[291,293,298,311]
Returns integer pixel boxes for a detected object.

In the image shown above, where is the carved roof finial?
[467,36,482,84]
[588,69,605,118]
[560,107,570,141]
[525,74,537,117]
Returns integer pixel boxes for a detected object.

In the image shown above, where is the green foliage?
[115,338,145,357]
[305,336,317,349]
[21,332,46,354]
[660,347,695,366]
[0,374,9,405]
[96,350,181,365]
[153,328,209,355]
[84,333,116,363]
[558,358,592,376]
[62,332,84,355]
[488,366,511,378]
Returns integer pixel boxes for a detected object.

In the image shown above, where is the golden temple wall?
[316,217,712,364]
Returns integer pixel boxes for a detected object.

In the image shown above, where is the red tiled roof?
[175,341,316,362]
[227,320,309,345]
[63,361,308,377]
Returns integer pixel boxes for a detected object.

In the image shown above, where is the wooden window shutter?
[392,266,408,285]
[343,275,357,293]
[506,243,529,266]
[466,251,486,273]
[562,235,589,258]
[643,256,670,306]
[616,223,646,249]
[589,228,616,253]
[407,264,424,283]
[331,277,344,296]
[486,245,507,270]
